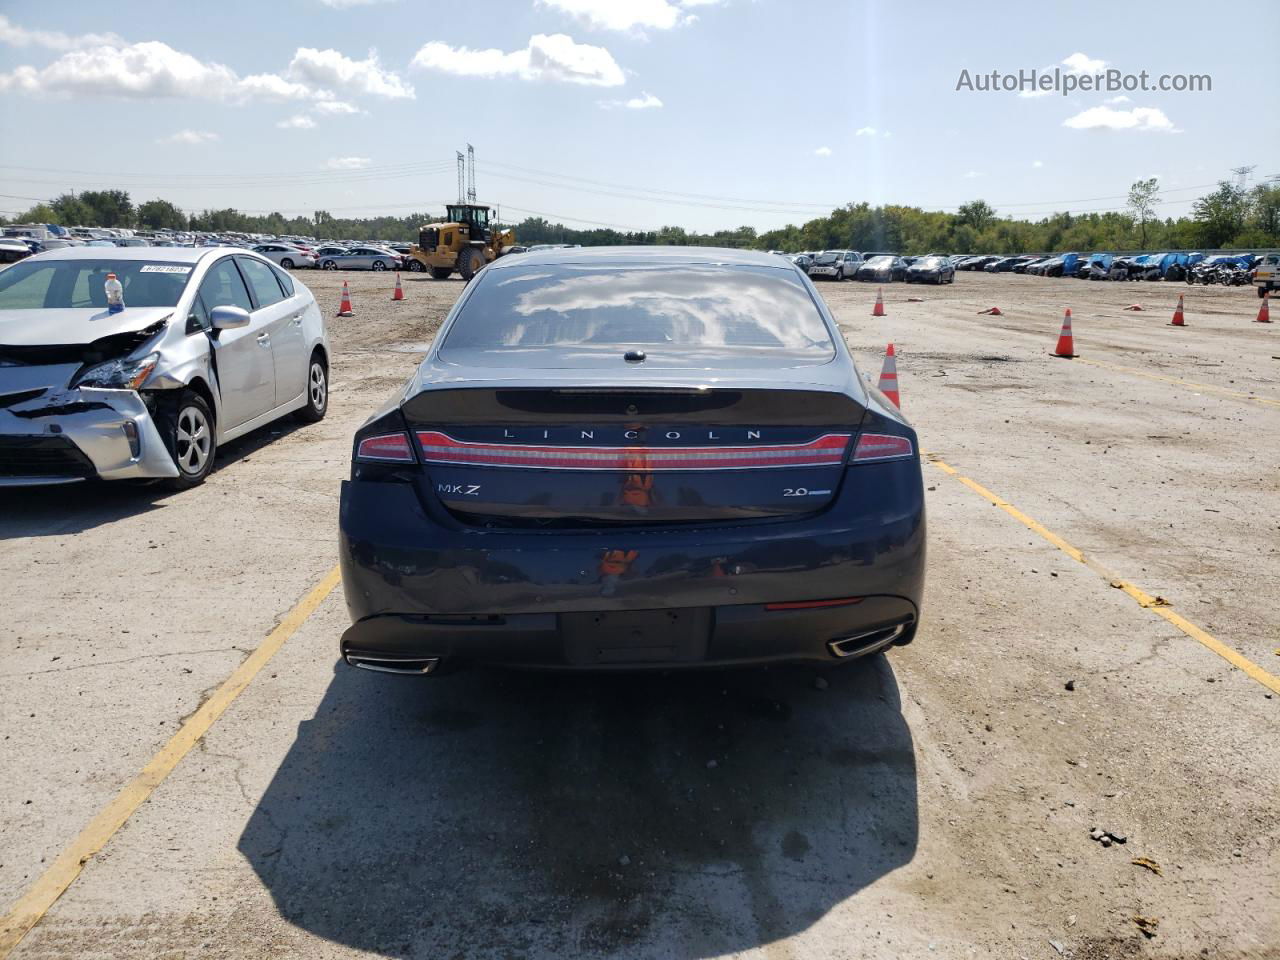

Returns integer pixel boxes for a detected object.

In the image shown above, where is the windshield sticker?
[139,265,192,274]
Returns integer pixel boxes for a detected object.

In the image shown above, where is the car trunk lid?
[400,385,865,526]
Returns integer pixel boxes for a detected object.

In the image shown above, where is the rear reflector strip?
[851,433,914,462]
[415,431,852,471]
[765,597,865,611]
[356,432,415,462]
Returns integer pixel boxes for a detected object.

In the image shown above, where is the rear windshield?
[0,258,193,309]
[443,263,835,361]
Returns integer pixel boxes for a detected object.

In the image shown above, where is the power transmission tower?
[466,144,477,203]
[456,152,465,203]
[1230,165,1256,190]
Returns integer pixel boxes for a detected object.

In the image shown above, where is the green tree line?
[5,181,1277,254]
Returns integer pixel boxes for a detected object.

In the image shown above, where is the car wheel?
[430,266,452,280]
[296,353,328,423]
[322,260,337,271]
[372,260,387,271]
[406,259,425,273]
[280,258,294,270]
[159,389,216,490]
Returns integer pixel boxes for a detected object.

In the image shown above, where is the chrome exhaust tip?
[827,621,910,659]
[345,653,441,675]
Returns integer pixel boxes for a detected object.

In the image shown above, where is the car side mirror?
[210,305,251,330]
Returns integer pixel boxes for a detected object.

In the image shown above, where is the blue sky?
[0,0,1273,232]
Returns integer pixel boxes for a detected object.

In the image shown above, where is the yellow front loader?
[409,203,515,280]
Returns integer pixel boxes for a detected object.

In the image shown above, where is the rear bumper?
[342,596,917,673]
[338,459,926,672]
[0,388,178,485]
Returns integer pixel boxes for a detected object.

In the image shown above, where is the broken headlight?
[73,352,160,391]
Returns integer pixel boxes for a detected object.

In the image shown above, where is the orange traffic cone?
[1256,291,1272,324]
[1169,294,1186,327]
[877,343,900,408]
[872,287,886,317]
[1051,308,1076,358]
[1124,304,1144,311]
[337,280,354,317]
[392,272,405,301]
[978,306,1002,316]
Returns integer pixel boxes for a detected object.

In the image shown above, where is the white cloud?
[601,90,663,109]
[278,114,317,129]
[157,129,219,145]
[962,170,981,179]
[626,91,662,109]
[1105,94,1131,104]
[410,34,625,86]
[237,71,318,101]
[326,156,371,169]
[1032,159,1044,168]
[1063,105,1178,132]
[1061,52,1106,74]
[0,14,122,50]
[855,126,877,137]
[814,146,832,157]
[286,47,413,99]
[313,100,360,114]
[537,0,718,32]
[0,36,411,104]
[1019,51,1108,98]
[0,40,316,102]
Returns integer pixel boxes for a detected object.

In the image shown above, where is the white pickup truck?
[1256,253,1279,298]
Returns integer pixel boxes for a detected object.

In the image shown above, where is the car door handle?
[257,332,271,346]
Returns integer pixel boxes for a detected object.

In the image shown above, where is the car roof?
[487,245,790,270]
[22,246,234,264]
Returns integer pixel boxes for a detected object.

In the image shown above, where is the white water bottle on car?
[104,273,124,314]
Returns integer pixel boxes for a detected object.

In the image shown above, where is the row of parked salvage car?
[956,251,1277,294]
[779,250,957,284]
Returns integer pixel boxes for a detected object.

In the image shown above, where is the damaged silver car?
[0,247,330,488]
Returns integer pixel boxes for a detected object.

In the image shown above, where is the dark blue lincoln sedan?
[338,247,925,675]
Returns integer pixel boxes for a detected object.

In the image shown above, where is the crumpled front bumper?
[0,387,178,485]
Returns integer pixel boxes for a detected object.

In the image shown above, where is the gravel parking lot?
[2,267,1277,959]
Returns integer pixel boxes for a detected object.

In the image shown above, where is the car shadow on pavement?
[0,418,314,538]
[238,656,918,958]
[205,415,313,471]
[0,481,171,538]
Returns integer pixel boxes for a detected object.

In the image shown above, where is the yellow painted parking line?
[1074,356,1280,407]
[0,565,343,957]
[925,456,1280,696]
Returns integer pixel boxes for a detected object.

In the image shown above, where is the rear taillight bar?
[356,432,415,462]
[851,433,914,463]
[413,431,852,471]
